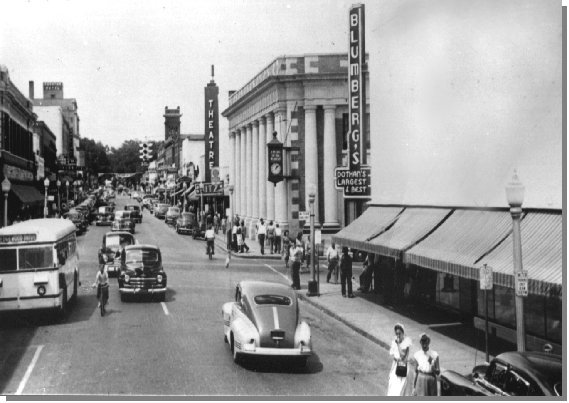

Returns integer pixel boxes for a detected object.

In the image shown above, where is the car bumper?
[119,287,167,294]
[96,220,112,226]
[104,263,121,274]
[177,227,192,233]
[239,346,312,356]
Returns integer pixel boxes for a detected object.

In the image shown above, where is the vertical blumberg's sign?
[335,4,370,198]
[348,3,365,169]
[204,67,219,182]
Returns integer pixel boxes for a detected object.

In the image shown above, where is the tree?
[80,137,111,174]
[108,139,144,173]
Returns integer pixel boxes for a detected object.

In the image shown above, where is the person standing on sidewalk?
[413,333,440,396]
[274,224,282,254]
[387,323,412,396]
[326,242,339,283]
[240,220,250,253]
[339,247,354,298]
[282,230,291,268]
[267,221,275,253]
[290,241,304,290]
[257,219,267,255]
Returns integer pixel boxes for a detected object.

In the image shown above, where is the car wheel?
[59,287,68,319]
[158,292,166,302]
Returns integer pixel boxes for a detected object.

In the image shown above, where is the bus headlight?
[156,275,163,283]
[124,274,130,283]
[37,285,46,296]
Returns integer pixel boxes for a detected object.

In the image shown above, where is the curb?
[297,293,391,352]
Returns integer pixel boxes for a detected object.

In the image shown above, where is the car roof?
[240,280,295,299]
[125,204,139,207]
[104,231,133,237]
[496,352,562,391]
[125,244,159,251]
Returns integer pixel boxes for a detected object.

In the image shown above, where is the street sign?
[315,229,322,245]
[298,211,309,221]
[480,264,493,290]
[516,271,529,297]
[334,166,371,198]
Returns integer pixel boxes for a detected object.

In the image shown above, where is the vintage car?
[124,204,142,223]
[64,210,87,234]
[117,244,167,302]
[440,351,562,396]
[111,210,135,234]
[154,203,170,219]
[95,205,115,226]
[165,206,181,225]
[176,212,197,235]
[222,281,312,366]
[98,231,137,276]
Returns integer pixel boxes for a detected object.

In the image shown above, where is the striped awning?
[404,210,513,280]
[477,212,562,297]
[331,206,403,251]
[368,208,452,259]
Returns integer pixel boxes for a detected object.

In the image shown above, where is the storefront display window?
[436,273,460,308]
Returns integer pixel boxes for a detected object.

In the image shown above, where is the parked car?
[176,212,197,235]
[440,351,562,396]
[154,203,170,219]
[63,210,87,234]
[222,280,312,366]
[117,245,167,302]
[165,206,181,225]
[95,205,115,226]
[98,231,137,276]
[112,210,135,234]
[124,204,142,223]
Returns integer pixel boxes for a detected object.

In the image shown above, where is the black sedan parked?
[440,351,562,396]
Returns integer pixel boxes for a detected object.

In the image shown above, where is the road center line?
[16,344,44,395]
[161,302,169,316]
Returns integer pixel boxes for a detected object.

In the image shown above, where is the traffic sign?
[515,271,529,297]
[298,211,309,221]
[479,264,493,290]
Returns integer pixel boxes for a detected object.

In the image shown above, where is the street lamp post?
[505,170,526,352]
[66,181,70,209]
[43,178,50,218]
[307,184,317,297]
[228,184,234,223]
[56,180,61,217]
[2,178,11,227]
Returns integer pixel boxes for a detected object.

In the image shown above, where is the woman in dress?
[413,333,440,396]
[387,323,412,396]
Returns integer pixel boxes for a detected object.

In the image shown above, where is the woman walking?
[413,333,440,396]
[282,230,291,268]
[387,324,412,396]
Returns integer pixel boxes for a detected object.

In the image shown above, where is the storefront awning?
[477,212,562,297]
[368,207,452,259]
[11,184,45,205]
[332,206,404,251]
[404,210,513,280]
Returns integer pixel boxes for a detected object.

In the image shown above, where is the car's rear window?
[254,295,292,305]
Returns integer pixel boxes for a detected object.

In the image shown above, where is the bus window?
[56,242,68,265]
[0,249,17,271]
[18,247,53,270]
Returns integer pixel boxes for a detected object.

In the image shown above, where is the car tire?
[158,292,166,302]
[59,287,68,319]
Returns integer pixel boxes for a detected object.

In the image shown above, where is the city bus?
[0,218,79,315]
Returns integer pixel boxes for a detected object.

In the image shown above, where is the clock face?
[270,163,281,175]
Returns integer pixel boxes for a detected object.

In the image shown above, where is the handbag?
[395,361,407,377]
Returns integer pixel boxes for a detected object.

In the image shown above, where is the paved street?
[0,195,389,396]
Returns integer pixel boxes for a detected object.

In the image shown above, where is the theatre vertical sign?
[335,3,371,198]
[204,66,219,183]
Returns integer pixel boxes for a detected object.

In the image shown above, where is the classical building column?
[265,113,275,222]
[274,107,288,228]
[245,123,253,218]
[251,121,259,219]
[258,116,267,220]
[304,105,319,223]
[230,131,237,216]
[323,105,340,229]
[239,127,246,217]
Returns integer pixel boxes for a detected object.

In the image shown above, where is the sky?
[1,0,369,162]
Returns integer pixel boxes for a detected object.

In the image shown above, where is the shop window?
[436,273,459,308]
[493,286,515,328]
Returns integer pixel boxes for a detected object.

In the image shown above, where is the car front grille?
[127,277,159,287]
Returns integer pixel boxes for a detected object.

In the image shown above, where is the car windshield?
[125,249,160,264]
[125,205,139,211]
[106,234,134,248]
[254,295,292,305]
[168,207,180,213]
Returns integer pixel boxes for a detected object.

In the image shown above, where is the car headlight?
[124,274,130,283]
[156,274,163,283]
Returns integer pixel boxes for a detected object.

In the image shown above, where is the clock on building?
[267,131,284,185]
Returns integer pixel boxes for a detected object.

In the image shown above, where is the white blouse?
[414,349,439,373]
[389,336,412,361]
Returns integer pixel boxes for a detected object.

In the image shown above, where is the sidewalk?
[214,233,513,375]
